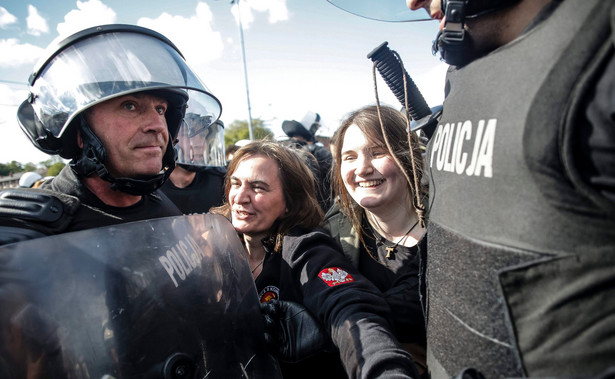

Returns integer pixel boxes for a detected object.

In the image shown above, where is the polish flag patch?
[318,267,354,287]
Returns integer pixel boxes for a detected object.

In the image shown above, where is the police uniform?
[0,165,181,244]
[41,166,181,232]
[254,227,417,379]
[160,167,226,214]
[423,0,615,377]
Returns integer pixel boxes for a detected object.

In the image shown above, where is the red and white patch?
[318,267,354,287]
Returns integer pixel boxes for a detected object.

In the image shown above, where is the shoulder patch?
[318,267,354,287]
[258,285,280,303]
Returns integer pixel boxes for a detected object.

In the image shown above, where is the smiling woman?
[211,140,419,379]
[324,105,429,373]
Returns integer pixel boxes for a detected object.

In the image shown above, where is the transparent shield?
[327,0,431,22]
[0,214,280,379]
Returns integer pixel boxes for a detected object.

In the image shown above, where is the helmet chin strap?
[70,116,176,196]
[434,0,474,67]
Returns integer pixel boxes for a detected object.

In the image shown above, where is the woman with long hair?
[211,140,418,379]
[325,105,428,373]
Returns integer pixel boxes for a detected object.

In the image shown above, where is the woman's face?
[340,124,408,213]
[228,154,287,237]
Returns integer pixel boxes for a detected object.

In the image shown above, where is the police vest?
[424,0,615,377]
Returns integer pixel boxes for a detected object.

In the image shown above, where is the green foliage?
[0,161,24,176]
[45,162,66,177]
[40,156,65,169]
[224,118,274,147]
[0,156,66,178]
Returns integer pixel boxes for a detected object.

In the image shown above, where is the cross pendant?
[385,246,396,259]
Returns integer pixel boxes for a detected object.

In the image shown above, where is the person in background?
[282,111,333,212]
[324,105,428,374]
[328,0,615,377]
[18,172,42,188]
[211,140,419,379]
[225,143,240,164]
[161,119,226,214]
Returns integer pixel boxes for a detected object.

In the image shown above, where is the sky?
[0,0,447,165]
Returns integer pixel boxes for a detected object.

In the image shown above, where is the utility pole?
[231,0,254,140]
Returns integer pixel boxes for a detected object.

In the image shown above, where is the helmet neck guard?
[70,116,176,196]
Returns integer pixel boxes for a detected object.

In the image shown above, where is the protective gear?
[424,0,615,377]
[18,172,42,188]
[326,0,429,22]
[282,111,321,143]
[327,0,522,66]
[0,188,79,245]
[0,214,282,378]
[17,24,222,195]
[175,119,226,170]
[327,0,520,22]
[260,299,334,363]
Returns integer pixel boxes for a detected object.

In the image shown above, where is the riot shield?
[0,214,281,379]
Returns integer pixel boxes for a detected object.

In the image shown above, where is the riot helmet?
[18,172,43,188]
[17,24,222,195]
[327,0,521,66]
[174,118,226,172]
[282,111,322,143]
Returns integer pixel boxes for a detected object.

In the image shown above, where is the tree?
[23,163,37,172]
[0,161,24,176]
[40,156,64,169]
[45,162,66,177]
[224,118,274,147]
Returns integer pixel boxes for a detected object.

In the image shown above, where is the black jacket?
[255,227,417,379]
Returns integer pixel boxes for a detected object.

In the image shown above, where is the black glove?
[260,299,334,363]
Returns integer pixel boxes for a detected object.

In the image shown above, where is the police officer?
[282,111,334,212]
[328,0,615,378]
[0,25,288,379]
[0,24,222,241]
[161,119,227,214]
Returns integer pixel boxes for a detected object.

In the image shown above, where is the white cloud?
[137,2,224,68]
[231,0,288,29]
[0,84,51,164]
[0,83,26,106]
[0,39,45,68]
[414,62,448,108]
[27,5,49,36]
[57,0,116,39]
[0,6,18,28]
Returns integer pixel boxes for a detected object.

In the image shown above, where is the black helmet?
[327,0,521,65]
[17,24,222,195]
[282,111,322,143]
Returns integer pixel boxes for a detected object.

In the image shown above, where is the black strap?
[0,188,81,245]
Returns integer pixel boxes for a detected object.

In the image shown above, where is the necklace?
[383,220,419,259]
[251,257,265,274]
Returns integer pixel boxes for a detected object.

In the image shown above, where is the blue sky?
[0,0,446,164]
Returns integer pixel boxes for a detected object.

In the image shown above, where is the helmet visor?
[30,29,221,138]
[175,118,226,168]
[327,0,431,22]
